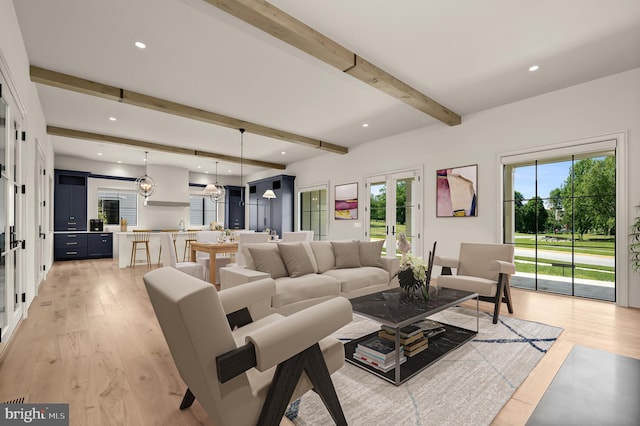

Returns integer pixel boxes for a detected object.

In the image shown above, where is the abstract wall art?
[436,164,478,217]
[335,182,358,220]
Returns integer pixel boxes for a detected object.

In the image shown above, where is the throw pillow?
[332,241,361,269]
[278,242,316,278]
[359,240,384,267]
[310,241,335,273]
[248,246,289,279]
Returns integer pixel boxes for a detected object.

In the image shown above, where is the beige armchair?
[143,267,352,426]
[434,243,515,324]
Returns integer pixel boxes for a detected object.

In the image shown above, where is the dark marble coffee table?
[346,286,479,385]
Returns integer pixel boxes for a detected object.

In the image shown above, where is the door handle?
[392,225,396,235]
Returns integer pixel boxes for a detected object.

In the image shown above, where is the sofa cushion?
[323,266,389,294]
[241,242,273,270]
[278,242,316,278]
[248,246,288,279]
[359,240,384,268]
[271,274,341,308]
[310,241,335,273]
[331,241,361,269]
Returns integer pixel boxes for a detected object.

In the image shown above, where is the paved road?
[515,248,614,267]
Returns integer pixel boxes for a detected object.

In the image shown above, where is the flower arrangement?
[402,254,428,282]
[395,232,430,300]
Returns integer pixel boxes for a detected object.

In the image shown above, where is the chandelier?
[203,161,225,201]
[135,151,157,206]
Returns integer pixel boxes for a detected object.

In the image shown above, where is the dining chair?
[157,230,179,265]
[161,233,204,280]
[195,231,232,283]
[281,231,314,242]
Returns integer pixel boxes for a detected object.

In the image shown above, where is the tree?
[560,156,615,238]
[513,191,525,233]
[369,185,386,221]
[520,196,548,234]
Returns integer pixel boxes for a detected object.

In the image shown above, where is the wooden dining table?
[189,242,239,285]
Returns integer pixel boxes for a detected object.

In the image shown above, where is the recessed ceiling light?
[117,161,122,164]
[529,65,540,72]
[197,165,201,169]
[109,117,116,121]
[205,171,209,174]
[134,41,146,49]
[281,151,286,155]
[362,123,369,128]
[228,170,232,173]
[97,152,103,156]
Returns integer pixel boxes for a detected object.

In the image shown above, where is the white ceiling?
[13,0,640,177]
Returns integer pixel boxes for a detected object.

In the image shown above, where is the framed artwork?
[436,164,478,217]
[335,182,358,220]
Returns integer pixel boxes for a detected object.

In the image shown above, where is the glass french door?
[0,76,25,348]
[503,146,616,302]
[366,169,422,258]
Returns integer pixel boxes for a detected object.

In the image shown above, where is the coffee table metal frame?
[346,286,479,385]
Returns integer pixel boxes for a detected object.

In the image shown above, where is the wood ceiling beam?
[31,66,348,155]
[46,126,287,170]
[203,0,461,126]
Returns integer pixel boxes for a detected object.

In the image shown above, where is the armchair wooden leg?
[258,343,346,426]
[492,275,507,324]
[503,279,514,314]
[179,388,195,410]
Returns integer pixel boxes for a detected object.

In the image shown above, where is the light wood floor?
[1,259,639,426]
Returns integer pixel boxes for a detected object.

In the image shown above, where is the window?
[298,186,327,240]
[97,190,137,226]
[502,141,617,302]
[190,195,219,226]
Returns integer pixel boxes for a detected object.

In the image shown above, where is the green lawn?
[514,232,615,256]
[370,224,615,282]
[514,256,614,282]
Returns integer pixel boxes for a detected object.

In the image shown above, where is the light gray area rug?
[289,307,563,426]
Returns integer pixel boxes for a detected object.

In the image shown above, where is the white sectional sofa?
[220,240,399,315]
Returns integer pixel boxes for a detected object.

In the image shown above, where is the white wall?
[284,68,640,308]
[1,0,56,309]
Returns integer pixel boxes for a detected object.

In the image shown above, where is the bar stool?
[157,231,179,265]
[131,230,151,268]
[183,230,198,261]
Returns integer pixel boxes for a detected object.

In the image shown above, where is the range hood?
[144,164,190,207]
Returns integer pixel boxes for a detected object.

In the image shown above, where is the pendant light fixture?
[239,128,245,207]
[135,151,157,206]
[203,161,225,201]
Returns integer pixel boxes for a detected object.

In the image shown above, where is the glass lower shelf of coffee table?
[344,322,476,385]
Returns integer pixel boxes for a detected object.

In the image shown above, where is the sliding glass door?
[503,148,616,301]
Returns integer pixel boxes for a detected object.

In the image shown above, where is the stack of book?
[354,336,406,372]
[379,324,429,357]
